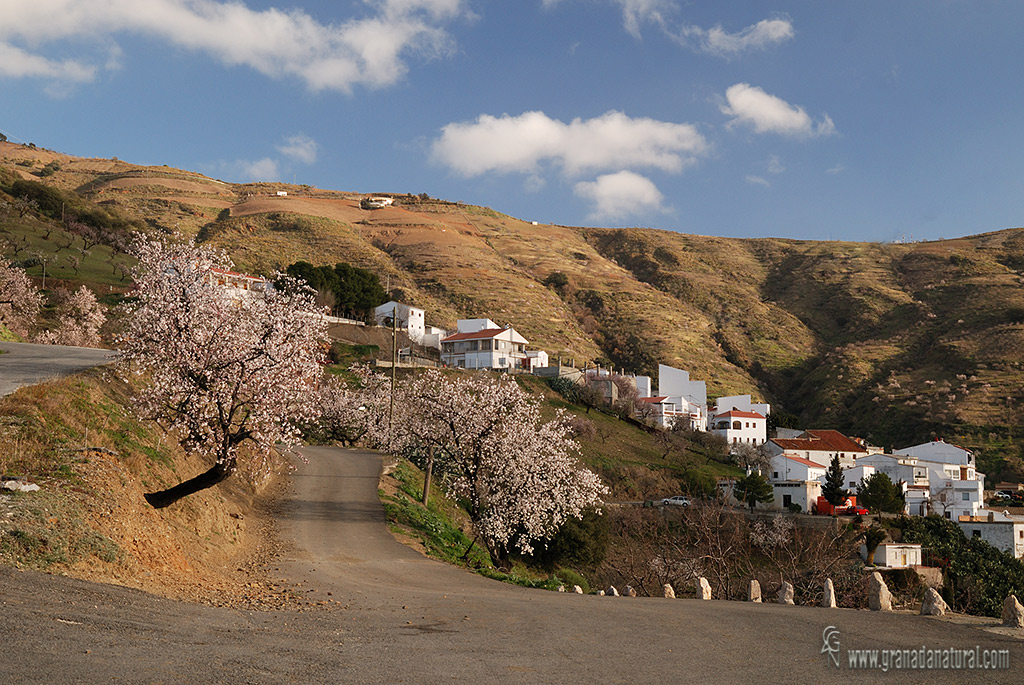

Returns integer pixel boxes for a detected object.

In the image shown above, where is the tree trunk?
[144,459,235,508]
[421,445,434,506]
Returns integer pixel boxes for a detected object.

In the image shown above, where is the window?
[773,472,779,479]
[481,341,491,351]
[961,492,970,501]
[732,420,741,430]
[972,530,981,538]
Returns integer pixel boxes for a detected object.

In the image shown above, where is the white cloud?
[0,0,469,91]
[574,171,667,222]
[826,163,845,175]
[0,41,95,82]
[745,175,770,188]
[675,18,794,57]
[276,134,318,165]
[766,155,785,174]
[543,2,792,56]
[432,110,708,177]
[721,83,836,138]
[237,157,280,181]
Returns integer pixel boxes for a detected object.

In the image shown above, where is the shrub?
[553,568,590,594]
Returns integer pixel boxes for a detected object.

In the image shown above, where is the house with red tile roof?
[440,319,532,371]
[765,453,828,512]
[709,409,767,448]
[764,429,869,469]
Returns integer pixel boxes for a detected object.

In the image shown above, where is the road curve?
[0,341,116,397]
[0,446,1021,683]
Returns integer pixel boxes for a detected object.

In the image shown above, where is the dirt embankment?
[0,371,326,611]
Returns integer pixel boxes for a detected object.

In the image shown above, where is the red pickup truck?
[813,495,868,516]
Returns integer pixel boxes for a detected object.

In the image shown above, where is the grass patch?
[381,457,591,590]
[0,489,122,570]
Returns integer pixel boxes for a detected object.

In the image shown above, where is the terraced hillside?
[2,141,1023,480]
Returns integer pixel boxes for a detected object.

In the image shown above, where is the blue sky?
[2,1,1023,242]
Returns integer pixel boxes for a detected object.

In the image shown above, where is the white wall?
[456,318,499,333]
[895,440,973,465]
[958,518,1024,559]
[713,394,771,418]
[657,364,707,408]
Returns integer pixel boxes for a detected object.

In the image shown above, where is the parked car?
[660,495,691,507]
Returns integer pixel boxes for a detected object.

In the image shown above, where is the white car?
[660,495,691,507]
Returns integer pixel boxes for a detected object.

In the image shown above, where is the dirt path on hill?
[1,446,1022,683]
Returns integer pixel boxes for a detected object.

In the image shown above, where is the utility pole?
[421,444,434,506]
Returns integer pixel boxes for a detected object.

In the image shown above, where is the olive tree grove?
[354,367,607,560]
[117,236,327,508]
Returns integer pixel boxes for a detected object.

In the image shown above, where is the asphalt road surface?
[1,447,1021,683]
[0,341,116,397]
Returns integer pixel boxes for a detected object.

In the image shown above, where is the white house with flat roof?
[958,511,1024,559]
[858,439,985,519]
[375,301,425,342]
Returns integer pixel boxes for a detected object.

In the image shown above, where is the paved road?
[0,341,116,397]
[1,447,1021,683]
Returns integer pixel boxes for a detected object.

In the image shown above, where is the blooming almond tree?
[363,368,607,559]
[35,285,106,347]
[0,260,42,338]
[117,236,327,508]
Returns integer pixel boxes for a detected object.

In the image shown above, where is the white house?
[839,464,877,493]
[655,365,708,431]
[764,430,869,470]
[711,394,770,421]
[860,543,923,568]
[895,439,984,520]
[858,440,986,519]
[207,267,273,298]
[895,438,976,467]
[420,325,448,351]
[374,301,425,343]
[440,320,530,370]
[958,511,1024,559]
[636,396,704,430]
[525,350,549,372]
[709,410,767,448]
[361,196,394,209]
[766,453,826,512]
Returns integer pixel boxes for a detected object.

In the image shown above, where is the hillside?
[2,140,1023,480]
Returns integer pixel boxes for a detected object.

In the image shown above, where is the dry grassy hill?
[2,141,1023,481]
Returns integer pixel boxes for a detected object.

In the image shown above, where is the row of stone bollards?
[583,573,1024,629]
